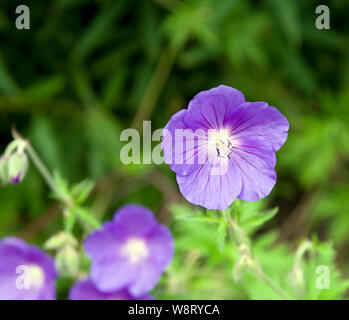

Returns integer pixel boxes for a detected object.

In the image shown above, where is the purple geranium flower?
[69,279,153,300]
[84,204,174,296]
[0,237,57,300]
[162,85,289,210]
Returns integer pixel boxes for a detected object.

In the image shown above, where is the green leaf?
[74,207,100,231]
[51,171,71,203]
[71,2,127,62]
[71,179,95,205]
[22,75,65,102]
[241,207,278,229]
[170,204,219,224]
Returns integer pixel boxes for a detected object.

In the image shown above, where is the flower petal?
[146,225,174,266]
[176,154,242,210]
[84,221,123,261]
[162,109,208,176]
[113,204,158,237]
[184,85,245,131]
[231,144,277,201]
[69,279,152,300]
[90,257,137,292]
[229,102,289,151]
[128,259,163,297]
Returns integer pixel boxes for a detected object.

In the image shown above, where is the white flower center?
[121,238,149,263]
[28,265,45,288]
[208,129,238,159]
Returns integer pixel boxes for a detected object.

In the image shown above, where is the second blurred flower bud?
[55,245,80,278]
[44,231,80,278]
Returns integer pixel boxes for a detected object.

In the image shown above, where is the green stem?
[25,144,57,193]
[222,208,292,300]
[248,266,291,300]
[294,240,313,266]
[11,129,69,204]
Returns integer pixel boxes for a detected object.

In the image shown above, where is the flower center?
[208,129,237,159]
[121,238,149,263]
[28,265,45,288]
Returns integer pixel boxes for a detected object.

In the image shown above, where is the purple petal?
[176,154,242,210]
[232,145,277,201]
[84,221,124,261]
[184,85,245,130]
[113,204,158,237]
[146,225,174,266]
[162,109,208,176]
[228,101,289,151]
[69,279,153,300]
[128,259,163,297]
[90,256,137,292]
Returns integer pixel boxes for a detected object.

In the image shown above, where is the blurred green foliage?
[0,0,349,299]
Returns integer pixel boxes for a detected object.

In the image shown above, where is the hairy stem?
[222,208,292,300]
[25,144,56,193]
[12,128,70,205]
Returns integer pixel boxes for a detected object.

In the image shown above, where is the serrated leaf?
[71,179,95,205]
[52,170,71,203]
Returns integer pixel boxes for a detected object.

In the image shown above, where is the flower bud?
[55,245,80,277]
[7,152,28,185]
[233,244,252,283]
[0,156,10,185]
[44,231,78,251]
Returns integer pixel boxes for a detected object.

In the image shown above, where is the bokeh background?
[0,0,349,299]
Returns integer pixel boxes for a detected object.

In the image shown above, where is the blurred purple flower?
[0,237,57,300]
[162,85,289,210]
[69,279,153,300]
[84,204,174,297]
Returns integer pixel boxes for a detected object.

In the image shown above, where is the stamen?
[208,129,238,159]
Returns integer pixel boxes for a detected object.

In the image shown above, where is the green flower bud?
[7,152,28,185]
[44,231,78,251]
[0,156,10,185]
[55,245,80,277]
[233,244,252,283]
